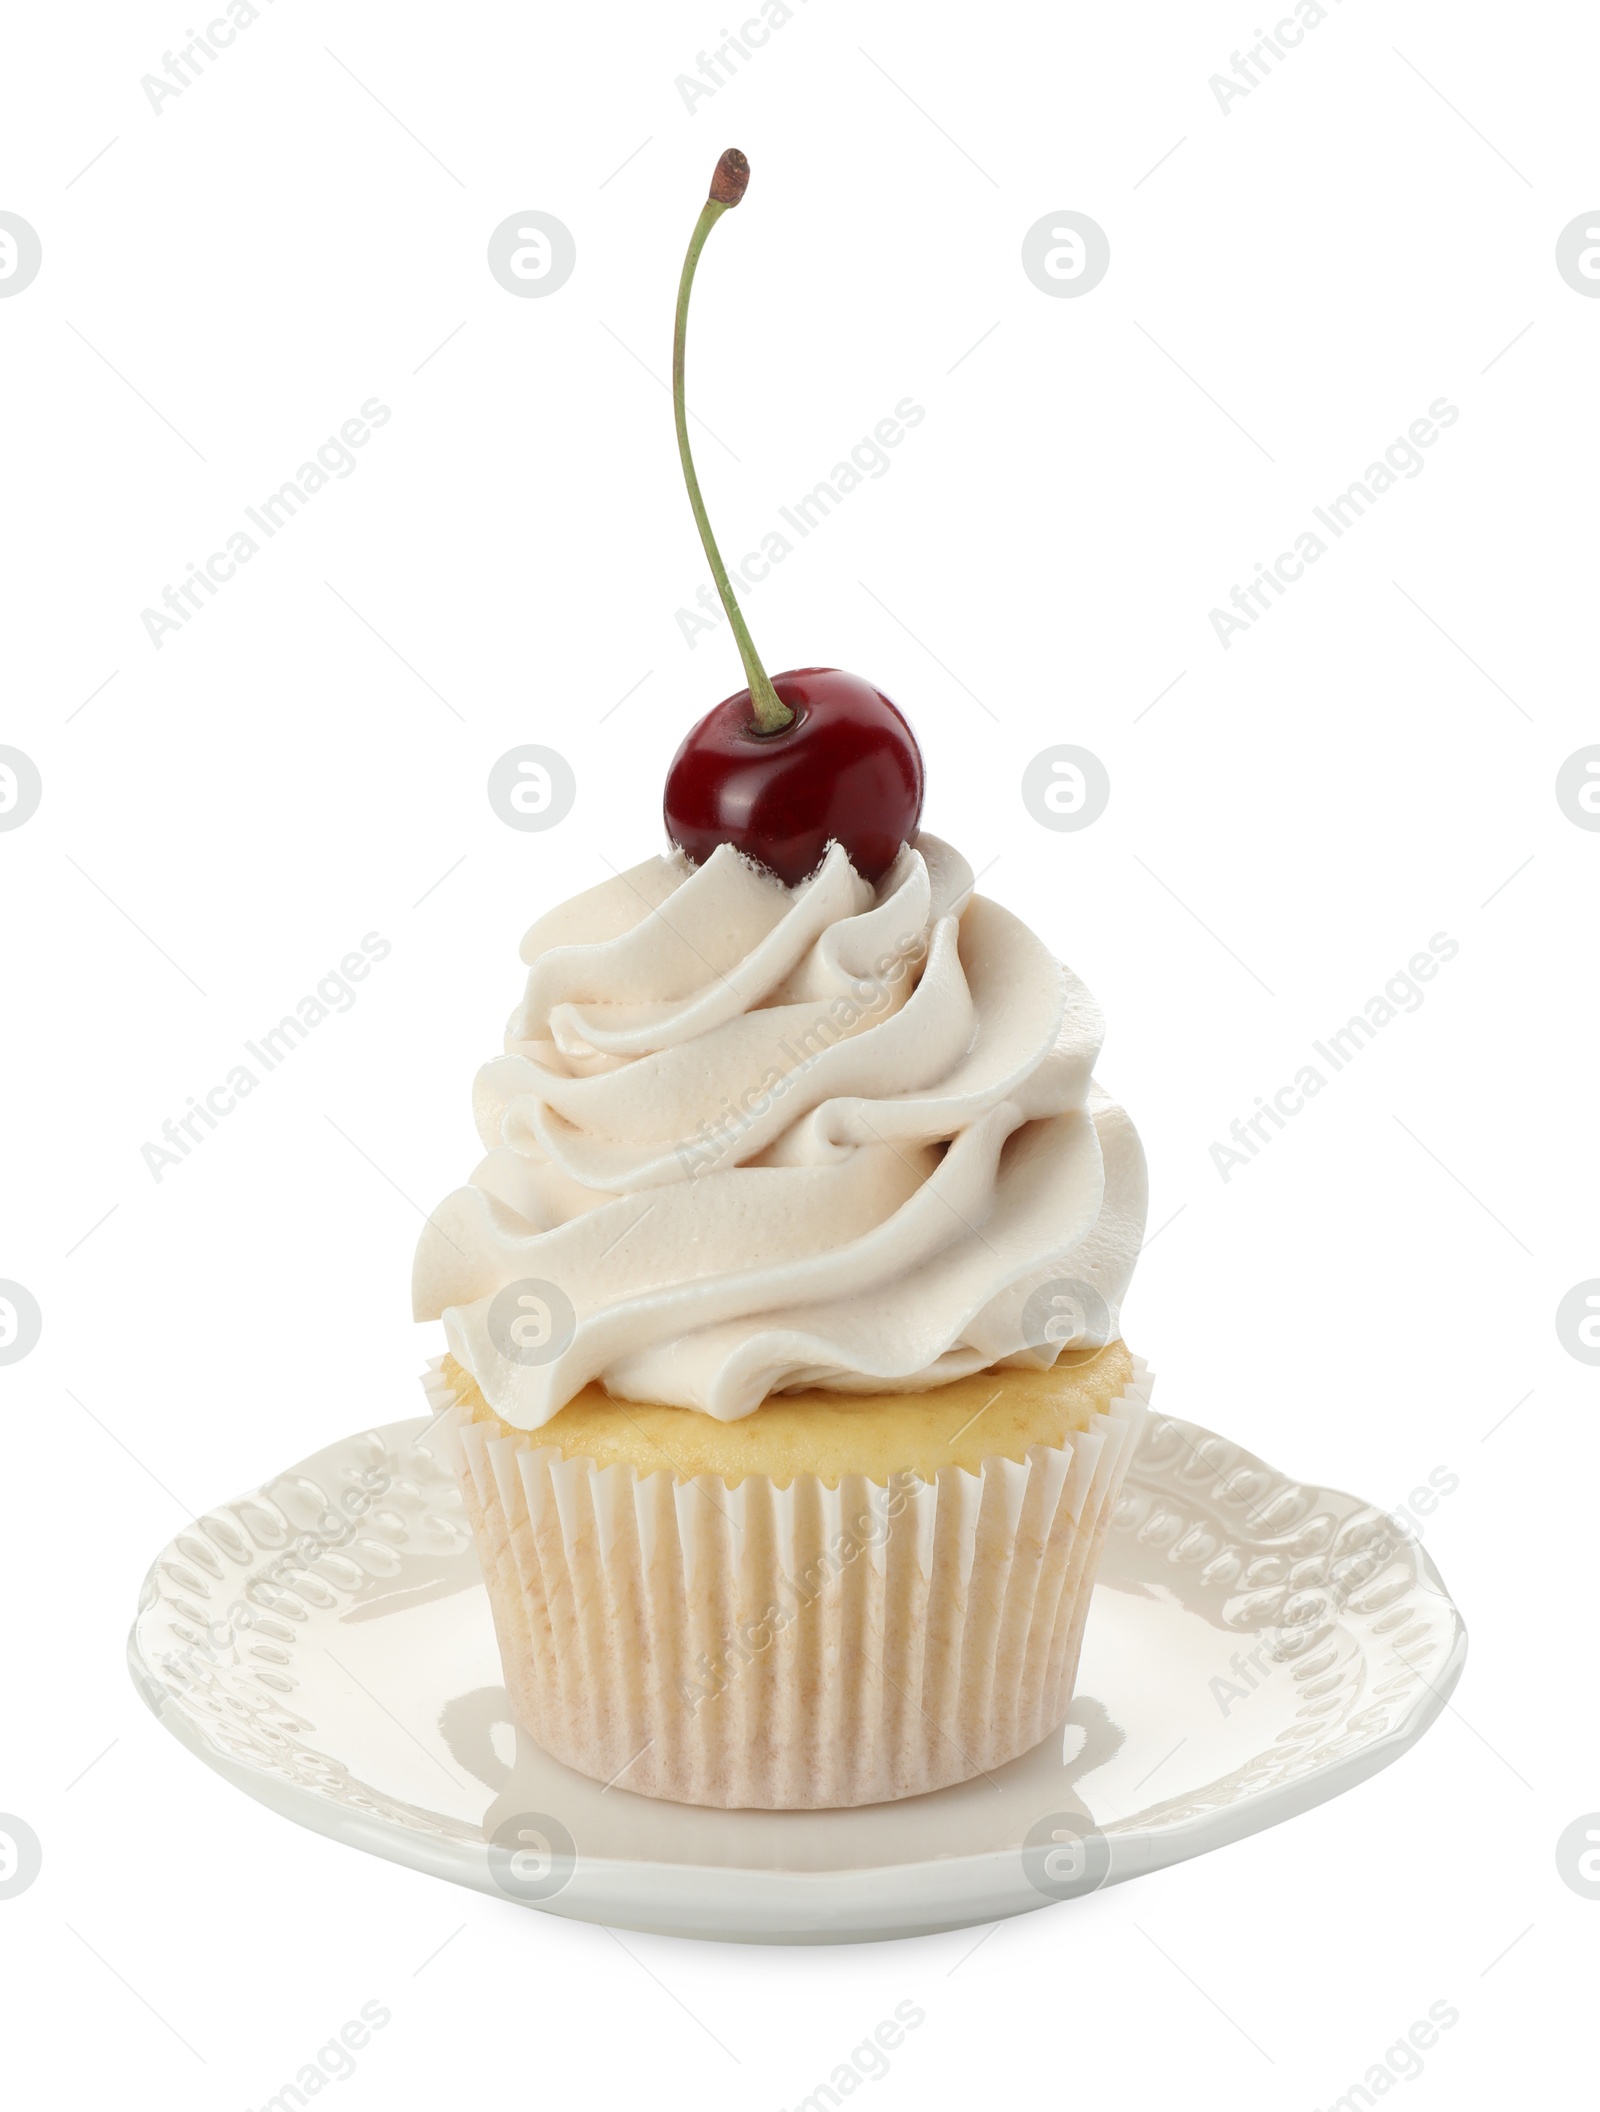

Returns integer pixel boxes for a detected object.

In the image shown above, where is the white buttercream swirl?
[413,835,1146,1427]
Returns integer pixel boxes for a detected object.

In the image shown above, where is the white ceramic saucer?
[128,1407,1464,1944]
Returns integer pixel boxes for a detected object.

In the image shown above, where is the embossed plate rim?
[128,1411,1466,1944]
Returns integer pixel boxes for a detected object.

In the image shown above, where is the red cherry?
[665,667,924,886]
[663,161,923,886]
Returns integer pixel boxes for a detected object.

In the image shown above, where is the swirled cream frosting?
[413,836,1146,1426]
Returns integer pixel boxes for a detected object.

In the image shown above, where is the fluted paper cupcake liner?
[427,1360,1152,1810]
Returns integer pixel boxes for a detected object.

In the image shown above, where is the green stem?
[672,198,792,733]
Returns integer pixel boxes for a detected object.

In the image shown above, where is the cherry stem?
[673,150,792,735]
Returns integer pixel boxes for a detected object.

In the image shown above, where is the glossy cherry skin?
[664,667,924,886]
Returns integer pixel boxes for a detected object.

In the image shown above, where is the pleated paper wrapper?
[428,1359,1153,1810]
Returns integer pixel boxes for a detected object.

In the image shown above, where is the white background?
[2,0,1596,2104]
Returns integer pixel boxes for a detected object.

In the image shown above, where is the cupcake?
[412,148,1151,1809]
[415,833,1149,1808]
